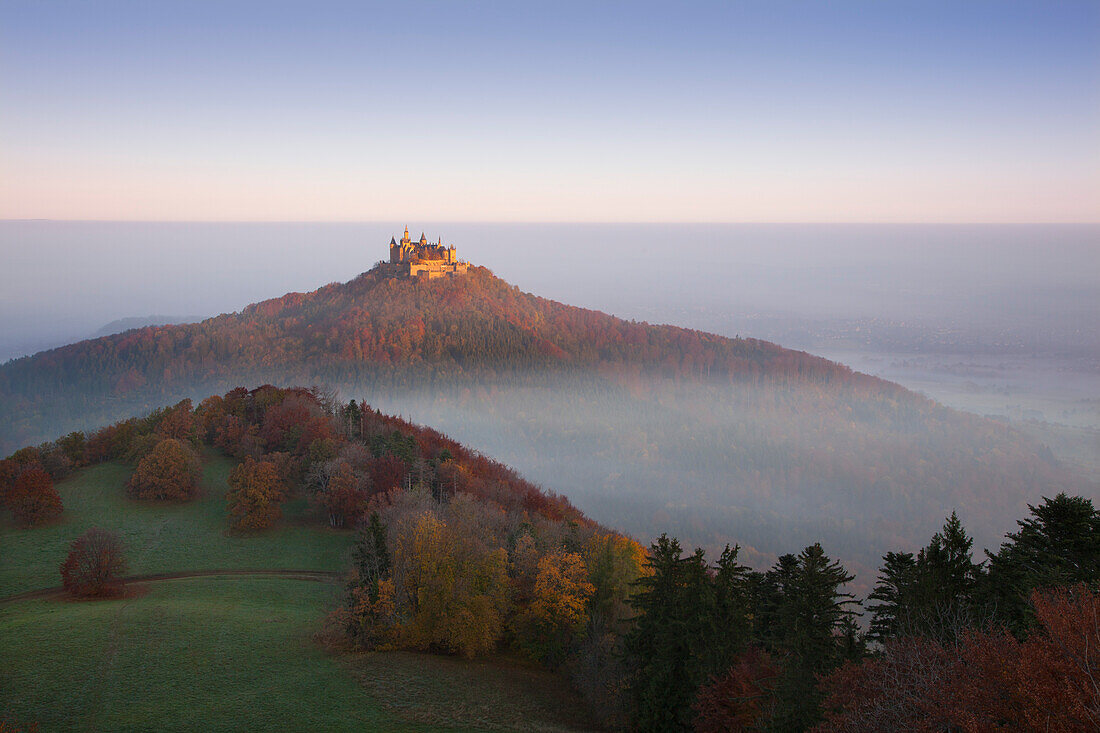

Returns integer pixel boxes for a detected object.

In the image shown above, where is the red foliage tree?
[317,462,368,528]
[4,464,63,525]
[368,454,407,494]
[126,438,201,501]
[60,527,128,597]
[816,585,1100,732]
[693,647,780,733]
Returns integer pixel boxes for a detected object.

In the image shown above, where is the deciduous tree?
[5,464,63,525]
[60,527,128,597]
[226,456,287,530]
[693,647,779,733]
[514,551,595,664]
[126,438,201,500]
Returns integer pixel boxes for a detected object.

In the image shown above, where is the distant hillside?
[0,264,1083,577]
[92,314,205,339]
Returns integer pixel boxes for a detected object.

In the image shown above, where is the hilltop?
[0,253,1083,578]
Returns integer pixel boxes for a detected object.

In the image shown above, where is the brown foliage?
[4,463,63,525]
[126,438,201,501]
[59,527,128,597]
[226,457,287,530]
[154,398,196,441]
[693,647,780,733]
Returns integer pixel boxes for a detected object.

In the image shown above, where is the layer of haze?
[2,1,1098,222]
[2,221,1096,360]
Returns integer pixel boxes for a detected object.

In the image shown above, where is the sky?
[1,0,1098,223]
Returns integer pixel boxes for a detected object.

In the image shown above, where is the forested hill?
[0,264,898,451]
[0,263,1083,579]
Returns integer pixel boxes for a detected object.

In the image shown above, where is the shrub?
[126,438,201,500]
[60,527,128,597]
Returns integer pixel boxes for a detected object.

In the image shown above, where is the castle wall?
[384,234,467,278]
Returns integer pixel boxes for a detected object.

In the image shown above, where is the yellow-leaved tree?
[395,511,511,657]
[514,551,596,664]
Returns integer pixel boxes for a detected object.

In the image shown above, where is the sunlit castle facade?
[384,227,469,279]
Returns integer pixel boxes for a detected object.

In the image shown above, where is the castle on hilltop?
[383,227,469,279]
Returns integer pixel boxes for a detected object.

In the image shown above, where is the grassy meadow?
[0,452,353,597]
[0,453,599,732]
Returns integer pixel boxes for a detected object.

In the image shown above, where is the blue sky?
[2,1,1097,221]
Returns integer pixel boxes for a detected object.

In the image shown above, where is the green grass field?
[0,452,353,597]
[0,454,599,732]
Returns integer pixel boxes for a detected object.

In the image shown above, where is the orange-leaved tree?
[5,463,63,525]
[126,438,201,500]
[226,456,287,530]
[60,527,128,597]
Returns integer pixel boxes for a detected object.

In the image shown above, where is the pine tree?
[867,551,917,644]
[985,493,1100,634]
[351,512,390,601]
[907,512,981,643]
[625,535,722,731]
[770,543,858,732]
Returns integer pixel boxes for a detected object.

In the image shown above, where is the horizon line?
[4,218,1099,226]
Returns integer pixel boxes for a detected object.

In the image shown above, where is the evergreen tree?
[625,535,748,731]
[867,551,917,644]
[906,512,981,643]
[770,543,858,733]
[985,493,1100,634]
[708,544,752,671]
[351,512,390,601]
[625,534,695,731]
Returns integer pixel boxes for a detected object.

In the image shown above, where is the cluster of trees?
[2,384,585,536]
[0,460,62,526]
[624,538,860,731]
[330,487,647,720]
[328,488,1098,732]
[629,494,1099,731]
[0,440,73,525]
[818,585,1099,731]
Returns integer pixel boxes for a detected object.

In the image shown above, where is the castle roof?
[390,236,397,245]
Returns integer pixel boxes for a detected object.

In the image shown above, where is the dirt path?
[0,568,341,605]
